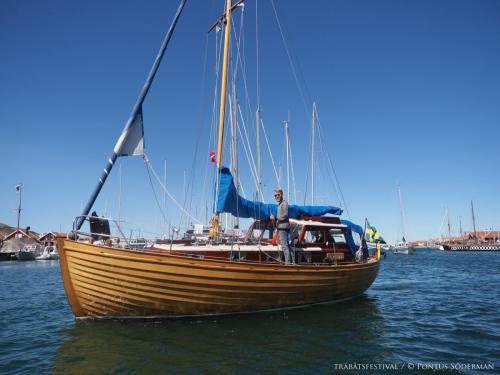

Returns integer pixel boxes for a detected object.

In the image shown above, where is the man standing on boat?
[271,189,293,264]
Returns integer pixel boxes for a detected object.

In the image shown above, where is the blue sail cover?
[341,219,363,254]
[216,167,343,219]
[340,220,364,235]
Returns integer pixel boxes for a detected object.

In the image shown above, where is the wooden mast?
[209,0,233,237]
[216,0,233,169]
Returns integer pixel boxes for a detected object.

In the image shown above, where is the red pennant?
[209,151,216,163]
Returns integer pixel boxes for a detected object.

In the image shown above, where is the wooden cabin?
[3,229,40,243]
[1,228,41,253]
[39,232,66,246]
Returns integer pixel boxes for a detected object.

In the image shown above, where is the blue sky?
[1,0,499,242]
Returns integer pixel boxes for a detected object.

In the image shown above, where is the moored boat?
[443,243,500,252]
[16,245,41,261]
[36,245,59,260]
[393,244,415,255]
[0,251,16,261]
[57,231,380,318]
[393,183,414,255]
[442,201,500,251]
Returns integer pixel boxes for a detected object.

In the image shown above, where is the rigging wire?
[178,33,212,231]
[230,10,262,190]
[204,23,225,217]
[279,127,287,189]
[236,106,260,194]
[255,0,260,107]
[228,4,248,226]
[144,157,172,231]
[303,105,313,205]
[286,121,298,204]
[260,118,280,185]
[144,154,202,224]
[270,0,310,113]
[316,116,352,218]
[199,33,216,223]
[269,0,351,214]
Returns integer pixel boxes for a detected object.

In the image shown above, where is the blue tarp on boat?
[341,219,364,254]
[341,220,364,235]
[216,167,343,219]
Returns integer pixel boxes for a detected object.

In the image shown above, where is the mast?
[397,183,408,242]
[209,0,232,237]
[471,200,477,242]
[163,159,167,237]
[256,107,262,200]
[75,0,187,231]
[286,111,297,204]
[459,215,463,236]
[311,102,316,205]
[285,120,290,202]
[215,0,233,169]
[16,184,22,231]
[229,83,239,228]
[118,163,122,224]
[447,208,451,239]
[255,0,262,202]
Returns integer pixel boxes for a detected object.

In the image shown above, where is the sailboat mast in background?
[311,102,316,205]
[447,208,452,239]
[398,183,408,242]
[15,184,22,232]
[471,200,477,242]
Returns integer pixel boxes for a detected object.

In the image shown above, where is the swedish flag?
[365,220,386,244]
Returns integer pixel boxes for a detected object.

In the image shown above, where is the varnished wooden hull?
[57,238,380,318]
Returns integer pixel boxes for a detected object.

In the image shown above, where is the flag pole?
[74,0,187,231]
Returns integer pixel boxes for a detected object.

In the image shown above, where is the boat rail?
[70,215,152,250]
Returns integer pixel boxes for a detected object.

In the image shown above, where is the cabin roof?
[3,229,41,243]
[38,232,67,241]
[290,218,347,229]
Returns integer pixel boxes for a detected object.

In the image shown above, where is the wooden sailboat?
[57,0,381,319]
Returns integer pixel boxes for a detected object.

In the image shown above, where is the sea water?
[0,250,498,374]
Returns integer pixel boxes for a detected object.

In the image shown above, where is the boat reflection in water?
[53,296,386,374]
